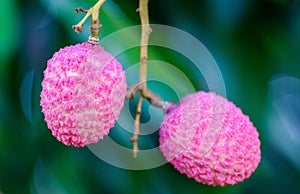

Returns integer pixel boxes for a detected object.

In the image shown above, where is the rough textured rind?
[159,91,261,186]
[40,42,127,147]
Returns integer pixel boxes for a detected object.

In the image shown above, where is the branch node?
[141,56,147,63]
[126,83,142,100]
[130,137,137,142]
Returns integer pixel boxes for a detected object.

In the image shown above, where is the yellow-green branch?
[72,0,105,40]
[130,0,151,157]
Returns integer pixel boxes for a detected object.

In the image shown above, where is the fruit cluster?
[40,42,261,186]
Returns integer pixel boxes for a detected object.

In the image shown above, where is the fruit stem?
[130,95,143,157]
[138,0,151,93]
[129,0,151,157]
[72,0,106,44]
[129,0,167,157]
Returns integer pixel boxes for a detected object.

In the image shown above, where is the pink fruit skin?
[159,91,261,186]
[40,42,127,147]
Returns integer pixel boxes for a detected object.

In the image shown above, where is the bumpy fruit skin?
[40,42,127,147]
[159,91,261,186]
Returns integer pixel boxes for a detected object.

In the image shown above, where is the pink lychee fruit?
[159,91,261,186]
[40,42,127,147]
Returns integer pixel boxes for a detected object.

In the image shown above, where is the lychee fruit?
[159,91,261,186]
[40,42,127,147]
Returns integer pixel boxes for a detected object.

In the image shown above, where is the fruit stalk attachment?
[72,0,106,44]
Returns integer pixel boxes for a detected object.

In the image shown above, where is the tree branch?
[129,0,151,157]
[138,0,151,93]
[130,95,143,157]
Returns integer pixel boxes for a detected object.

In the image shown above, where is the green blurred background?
[1,0,300,193]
